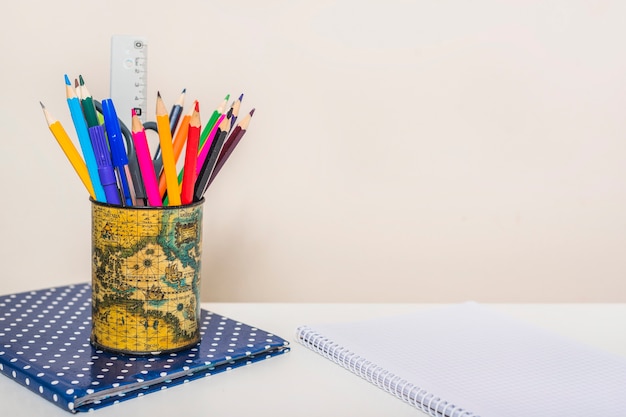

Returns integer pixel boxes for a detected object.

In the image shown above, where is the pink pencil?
[196,113,226,175]
[131,109,162,206]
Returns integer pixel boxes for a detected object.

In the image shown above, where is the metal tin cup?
[90,199,204,355]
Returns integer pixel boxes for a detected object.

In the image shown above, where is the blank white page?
[300,303,626,417]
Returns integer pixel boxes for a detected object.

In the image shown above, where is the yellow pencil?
[156,92,181,205]
[40,102,96,199]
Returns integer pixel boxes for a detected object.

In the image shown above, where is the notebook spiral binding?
[296,326,477,417]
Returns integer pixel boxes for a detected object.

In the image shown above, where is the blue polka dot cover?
[0,283,290,413]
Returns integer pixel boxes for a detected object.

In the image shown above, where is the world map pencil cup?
[90,199,204,355]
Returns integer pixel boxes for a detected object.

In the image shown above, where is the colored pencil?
[74,78,81,98]
[40,102,95,199]
[159,107,192,198]
[156,92,181,206]
[169,88,186,134]
[163,103,200,205]
[50,75,254,206]
[199,93,229,150]
[93,98,146,206]
[131,109,162,207]
[196,113,226,175]
[169,95,225,201]
[227,93,243,133]
[78,75,100,128]
[153,88,186,177]
[64,74,106,202]
[208,108,255,187]
[193,116,230,201]
[180,102,201,205]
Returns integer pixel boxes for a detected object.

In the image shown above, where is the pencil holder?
[90,199,204,355]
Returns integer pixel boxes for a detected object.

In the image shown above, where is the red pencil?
[181,101,201,205]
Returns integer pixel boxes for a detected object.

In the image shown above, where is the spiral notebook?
[296,303,626,417]
[0,283,289,413]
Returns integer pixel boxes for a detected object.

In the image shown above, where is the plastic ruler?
[110,35,148,204]
[110,35,148,130]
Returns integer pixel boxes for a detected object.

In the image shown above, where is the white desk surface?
[1,303,625,416]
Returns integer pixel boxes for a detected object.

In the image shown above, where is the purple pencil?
[207,108,255,188]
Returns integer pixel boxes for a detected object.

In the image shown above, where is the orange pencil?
[158,108,191,197]
[156,92,181,205]
[181,102,201,205]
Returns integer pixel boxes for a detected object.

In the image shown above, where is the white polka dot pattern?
[0,283,289,413]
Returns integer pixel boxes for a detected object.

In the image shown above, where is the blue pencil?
[64,75,106,201]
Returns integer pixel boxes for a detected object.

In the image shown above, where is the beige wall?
[1,1,625,302]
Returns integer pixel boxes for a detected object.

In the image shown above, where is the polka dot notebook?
[0,283,289,413]
[297,303,626,417]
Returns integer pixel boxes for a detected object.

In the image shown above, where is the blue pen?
[90,125,121,205]
[64,75,106,202]
[101,99,135,206]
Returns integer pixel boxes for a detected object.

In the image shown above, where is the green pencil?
[199,93,229,149]
[78,75,100,128]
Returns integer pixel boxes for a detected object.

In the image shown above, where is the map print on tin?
[91,202,203,354]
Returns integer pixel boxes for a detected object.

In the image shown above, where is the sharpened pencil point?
[74,78,79,88]
[39,101,45,109]
[195,101,199,112]
[238,93,244,101]
[64,74,71,86]
[249,108,255,116]
[79,75,85,86]
[157,91,162,98]
[131,108,136,117]
[182,88,186,93]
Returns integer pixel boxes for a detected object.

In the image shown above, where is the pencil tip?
[131,108,136,117]
[79,75,85,86]
[39,101,45,109]
[157,91,162,98]
[195,101,200,112]
[182,88,186,93]
[238,93,244,101]
[249,108,255,116]
[74,78,79,88]
[64,74,71,86]
[225,93,230,101]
